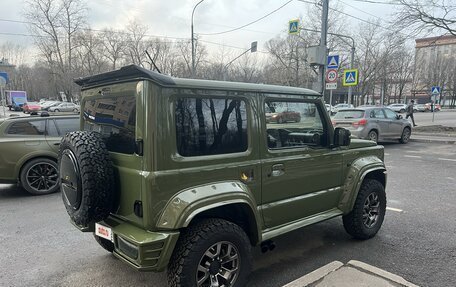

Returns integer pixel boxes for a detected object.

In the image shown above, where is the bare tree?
[101,29,127,70]
[394,0,456,36]
[24,0,87,101]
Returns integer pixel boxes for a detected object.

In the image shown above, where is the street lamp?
[223,41,258,81]
[191,0,205,77]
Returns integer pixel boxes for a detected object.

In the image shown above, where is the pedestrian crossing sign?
[288,19,299,35]
[327,55,339,69]
[431,86,440,94]
[343,69,358,86]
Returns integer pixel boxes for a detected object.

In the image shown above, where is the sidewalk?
[282,260,418,287]
[411,125,456,144]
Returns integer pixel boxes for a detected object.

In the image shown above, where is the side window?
[384,109,397,119]
[175,97,248,157]
[371,109,386,118]
[7,120,46,135]
[265,101,326,149]
[55,118,79,136]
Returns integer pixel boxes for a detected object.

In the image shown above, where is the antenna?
[145,50,162,74]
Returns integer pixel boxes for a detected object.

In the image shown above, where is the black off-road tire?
[94,233,114,253]
[399,127,411,144]
[167,219,252,287]
[343,179,386,240]
[58,131,114,226]
[20,158,59,195]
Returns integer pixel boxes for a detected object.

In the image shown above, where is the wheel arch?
[17,153,58,181]
[338,156,387,214]
[156,181,262,245]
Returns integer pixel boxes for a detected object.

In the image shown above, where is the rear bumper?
[97,217,180,272]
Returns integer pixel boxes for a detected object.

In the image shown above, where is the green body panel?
[0,116,77,183]
[102,216,179,272]
[157,181,261,230]
[73,66,386,272]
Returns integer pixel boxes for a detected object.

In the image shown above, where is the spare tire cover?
[58,131,114,226]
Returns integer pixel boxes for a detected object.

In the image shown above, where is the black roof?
[74,65,320,96]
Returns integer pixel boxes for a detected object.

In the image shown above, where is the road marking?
[403,155,422,159]
[438,158,456,162]
[386,207,403,213]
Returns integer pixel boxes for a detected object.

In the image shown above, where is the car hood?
[348,139,377,149]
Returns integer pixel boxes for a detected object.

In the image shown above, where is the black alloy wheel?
[20,158,59,195]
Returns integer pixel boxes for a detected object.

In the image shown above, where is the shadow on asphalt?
[0,184,51,198]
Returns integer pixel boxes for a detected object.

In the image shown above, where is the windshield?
[333,110,365,119]
[83,95,136,154]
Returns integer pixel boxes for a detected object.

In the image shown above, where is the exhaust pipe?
[260,240,276,253]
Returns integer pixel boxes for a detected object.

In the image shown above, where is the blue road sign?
[288,19,299,35]
[343,69,358,86]
[0,72,8,84]
[431,86,441,94]
[327,55,339,69]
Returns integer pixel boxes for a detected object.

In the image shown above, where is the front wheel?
[342,179,386,239]
[400,127,411,144]
[167,219,252,287]
[399,108,405,113]
[54,109,60,112]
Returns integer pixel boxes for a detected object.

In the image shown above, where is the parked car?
[331,107,412,143]
[40,101,60,110]
[58,65,387,286]
[265,105,301,123]
[333,103,354,113]
[413,104,427,112]
[49,102,80,112]
[325,104,335,115]
[424,103,441,112]
[0,114,79,195]
[387,103,408,113]
[22,102,41,114]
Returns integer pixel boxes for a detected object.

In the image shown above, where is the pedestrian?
[406,100,417,127]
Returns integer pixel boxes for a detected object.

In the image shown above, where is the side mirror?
[396,114,403,120]
[334,127,351,147]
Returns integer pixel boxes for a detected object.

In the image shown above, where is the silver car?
[331,107,412,143]
[387,103,407,113]
[49,102,80,112]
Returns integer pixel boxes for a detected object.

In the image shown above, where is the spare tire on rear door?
[58,131,115,226]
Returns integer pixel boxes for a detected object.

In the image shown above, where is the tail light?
[352,118,367,128]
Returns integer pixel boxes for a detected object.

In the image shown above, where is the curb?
[282,261,344,287]
[281,261,419,287]
[347,260,419,287]
[410,137,456,144]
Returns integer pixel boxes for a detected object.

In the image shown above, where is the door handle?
[54,143,60,146]
[269,164,285,177]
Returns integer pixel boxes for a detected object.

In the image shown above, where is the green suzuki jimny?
[58,65,386,287]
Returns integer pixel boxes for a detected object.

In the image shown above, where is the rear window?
[333,110,365,119]
[83,96,136,154]
[55,118,79,136]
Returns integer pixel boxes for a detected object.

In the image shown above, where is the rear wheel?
[20,158,59,195]
[54,109,60,112]
[343,179,386,239]
[400,127,411,144]
[367,130,378,143]
[167,219,252,287]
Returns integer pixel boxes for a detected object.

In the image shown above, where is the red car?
[22,102,41,114]
[424,103,441,112]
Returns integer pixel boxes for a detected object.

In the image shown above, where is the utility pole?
[319,0,329,95]
[191,0,205,77]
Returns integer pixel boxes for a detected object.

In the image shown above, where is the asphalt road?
[1,141,455,287]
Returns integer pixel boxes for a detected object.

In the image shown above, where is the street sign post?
[0,72,8,117]
[325,69,338,83]
[431,86,441,122]
[288,19,299,35]
[343,69,358,86]
[327,55,339,69]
